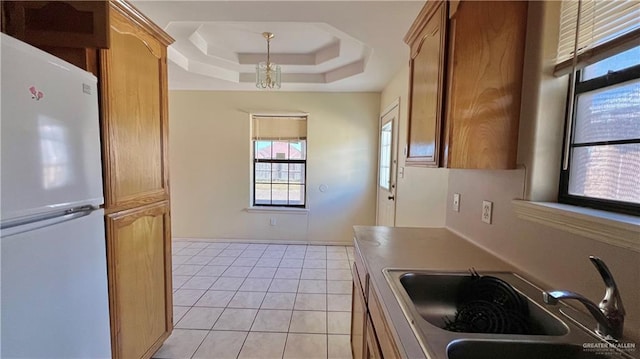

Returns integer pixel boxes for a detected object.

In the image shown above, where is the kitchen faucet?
[542,256,625,340]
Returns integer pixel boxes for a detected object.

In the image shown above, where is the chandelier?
[256,32,281,89]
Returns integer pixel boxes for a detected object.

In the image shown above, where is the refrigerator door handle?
[0,205,97,236]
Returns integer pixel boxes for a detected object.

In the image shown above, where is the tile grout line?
[281,244,308,359]
[168,242,354,359]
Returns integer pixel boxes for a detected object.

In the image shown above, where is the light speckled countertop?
[353,225,518,359]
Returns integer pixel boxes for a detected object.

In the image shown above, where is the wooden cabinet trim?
[404,0,444,54]
[109,0,174,47]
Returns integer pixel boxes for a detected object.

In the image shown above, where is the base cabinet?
[351,267,366,359]
[106,202,172,359]
[365,318,383,359]
[351,248,400,359]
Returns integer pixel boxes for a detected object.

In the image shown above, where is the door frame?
[376,98,400,226]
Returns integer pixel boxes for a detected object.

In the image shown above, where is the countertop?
[353,225,518,359]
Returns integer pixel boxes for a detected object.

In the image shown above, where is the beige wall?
[169,91,380,244]
[445,1,640,341]
[380,65,449,228]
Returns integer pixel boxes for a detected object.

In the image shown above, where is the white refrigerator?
[0,33,111,358]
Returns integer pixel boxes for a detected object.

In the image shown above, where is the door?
[106,201,172,359]
[376,100,399,226]
[350,270,366,359]
[0,33,103,220]
[1,209,111,359]
[100,8,170,213]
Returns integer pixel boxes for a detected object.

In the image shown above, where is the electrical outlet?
[453,193,461,212]
[482,201,493,224]
[270,218,277,226]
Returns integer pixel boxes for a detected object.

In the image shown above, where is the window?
[379,121,392,190]
[252,116,307,207]
[558,0,640,215]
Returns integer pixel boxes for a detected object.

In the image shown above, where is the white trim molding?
[512,200,640,252]
[245,206,309,214]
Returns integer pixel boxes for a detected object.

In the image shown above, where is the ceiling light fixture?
[256,32,281,89]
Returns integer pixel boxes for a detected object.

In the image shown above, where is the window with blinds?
[557,0,640,215]
[555,0,640,74]
[252,115,307,207]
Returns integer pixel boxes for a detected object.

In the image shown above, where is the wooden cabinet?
[2,2,175,358]
[351,245,400,359]
[365,318,383,359]
[443,0,528,169]
[404,1,447,167]
[106,202,172,359]
[100,4,174,358]
[1,1,109,48]
[101,4,170,213]
[403,0,527,169]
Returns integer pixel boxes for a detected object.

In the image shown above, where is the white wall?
[380,66,449,228]
[169,91,380,244]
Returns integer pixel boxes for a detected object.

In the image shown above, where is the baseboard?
[172,237,353,247]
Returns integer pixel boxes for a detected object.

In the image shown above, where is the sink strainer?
[443,270,531,334]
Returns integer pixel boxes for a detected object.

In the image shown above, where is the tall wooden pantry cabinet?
[1,1,175,358]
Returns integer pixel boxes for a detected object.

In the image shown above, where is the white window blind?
[556,0,640,74]
[252,116,307,140]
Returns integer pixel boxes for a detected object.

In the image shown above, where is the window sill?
[245,206,309,214]
[512,200,640,252]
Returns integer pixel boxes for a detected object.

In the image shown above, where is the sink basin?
[399,272,568,335]
[383,269,611,359]
[447,340,607,359]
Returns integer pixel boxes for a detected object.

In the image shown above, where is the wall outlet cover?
[482,200,493,224]
[453,193,461,212]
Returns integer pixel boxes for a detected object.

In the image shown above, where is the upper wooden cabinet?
[1,1,109,48]
[404,1,447,167]
[443,0,528,169]
[101,4,171,213]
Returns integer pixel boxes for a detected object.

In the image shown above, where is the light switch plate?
[482,201,493,224]
[453,193,460,212]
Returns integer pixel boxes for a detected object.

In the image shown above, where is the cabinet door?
[351,267,367,359]
[444,0,527,169]
[365,317,383,359]
[106,201,173,359]
[100,7,170,212]
[405,2,447,166]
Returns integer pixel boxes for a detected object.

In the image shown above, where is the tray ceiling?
[132,1,426,92]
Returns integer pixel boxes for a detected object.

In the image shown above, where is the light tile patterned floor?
[153,240,355,359]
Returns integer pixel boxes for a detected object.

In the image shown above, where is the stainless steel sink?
[398,272,567,335]
[383,269,636,359]
[447,340,607,359]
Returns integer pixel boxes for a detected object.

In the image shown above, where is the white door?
[376,101,399,226]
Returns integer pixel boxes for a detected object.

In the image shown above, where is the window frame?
[558,60,640,216]
[252,139,307,208]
